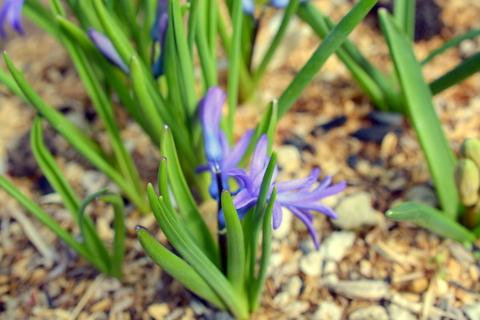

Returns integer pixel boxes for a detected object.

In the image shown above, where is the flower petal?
[198,87,226,163]
[289,206,320,249]
[272,201,283,229]
[88,28,129,74]
[223,129,254,170]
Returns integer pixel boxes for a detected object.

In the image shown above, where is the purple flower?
[88,28,129,74]
[151,0,169,78]
[228,135,347,249]
[243,0,308,16]
[0,0,25,38]
[197,87,253,200]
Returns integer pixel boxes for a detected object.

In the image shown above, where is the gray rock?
[404,184,438,208]
[282,301,310,318]
[299,251,322,276]
[320,231,356,262]
[323,260,337,275]
[387,303,416,320]
[272,291,290,306]
[463,303,480,320]
[327,280,389,301]
[333,192,379,231]
[283,275,303,298]
[349,305,389,320]
[312,301,342,320]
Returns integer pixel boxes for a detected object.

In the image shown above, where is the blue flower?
[151,0,169,78]
[228,134,347,249]
[0,0,25,38]
[88,28,129,74]
[197,87,254,200]
[243,0,308,16]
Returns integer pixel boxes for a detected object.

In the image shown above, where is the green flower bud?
[459,138,480,169]
[454,159,480,206]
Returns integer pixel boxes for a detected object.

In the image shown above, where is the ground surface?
[0,0,480,319]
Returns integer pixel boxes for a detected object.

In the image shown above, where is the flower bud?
[459,138,480,169]
[454,159,480,206]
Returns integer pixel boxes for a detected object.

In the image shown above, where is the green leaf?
[78,189,112,274]
[147,186,248,319]
[429,52,480,95]
[221,191,246,298]
[378,9,459,219]
[252,0,299,83]
[246,152,277,287]
[55,16,140,130]
[159,130,219,266]
[98,193,125,279]
[136,226,227,309]
[168,0,198,119]
[250,187,276,311]
[31,117,80,221]
[386,202,476,242]
[225,0,243,142]
[56,21,148,213]
[421,28,480,65]
[393,0,415,41]
[129,55,164,145]
[277,0,378,118]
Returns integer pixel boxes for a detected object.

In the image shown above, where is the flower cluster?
[199,86,346,248]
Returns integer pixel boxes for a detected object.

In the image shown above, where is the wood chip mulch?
[1,0,480,319]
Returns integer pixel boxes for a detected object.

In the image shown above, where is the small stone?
[368,110,404,126]
[312,301,342,320]
[404,184,438,208]
[273,291,290,306]
[387,303,416,320]
[351,125,400,144]
[328,280,389,300]
[323,261,337,275]
[273,207,293,239]
[148,303,170,320]
[283,275,303,298]
[410,277,429,294]
[359,260,372,277]
[349,305,389,320]
[276,145,302,173]
[333,192,379,231]
[212,311,236,320]
[463,303,480,320]
[299,251,322,276]
[298,239,316,254]
[320,231,356,262]
[282,301,310,317]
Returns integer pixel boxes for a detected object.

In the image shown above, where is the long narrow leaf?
[78,189,112,273]
[393,0,415,41]
[379,9,459,218]
[250,187,276,311]
[136,226,227,309]
[225,0,243,142]
[221,191,246,298]
[421,29,480,65]
[277,0,378,118]
[147,187,248,319]
[429,52,480,95]
[387,202,476,242]
[159,133,219,266]
[98,193,125,279]
[31,117,80,221]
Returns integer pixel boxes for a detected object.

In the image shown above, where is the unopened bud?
[454,159,480,206]
[459,138,480,169]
